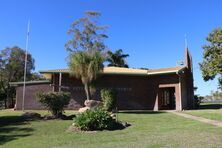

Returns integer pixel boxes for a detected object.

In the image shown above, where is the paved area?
[168,111,222,128]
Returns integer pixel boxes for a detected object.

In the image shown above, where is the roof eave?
[102,73,147,76]
[148,70,178,76]
[39,71,147,76]
[9,80,51,87]
[39,71,69,74]
[39,66,187,76]
[147,67,186,76]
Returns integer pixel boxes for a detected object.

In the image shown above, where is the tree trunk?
[84,83,91,100]
[4,98,7,109]
[6,85,10,108]
[11,97,14,108]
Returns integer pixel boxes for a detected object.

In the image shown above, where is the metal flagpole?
[22,21,30,112]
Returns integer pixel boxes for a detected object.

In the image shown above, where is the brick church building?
[11,48,194,111]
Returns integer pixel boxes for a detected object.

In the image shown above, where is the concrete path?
[168,111,222,128]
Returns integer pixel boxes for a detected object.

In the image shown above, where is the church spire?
[184,34,193,72]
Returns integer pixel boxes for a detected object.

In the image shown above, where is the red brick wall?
[181,69,194,109]
[15,72,194,110]
[15,84,53,110]
[59,73,180,110]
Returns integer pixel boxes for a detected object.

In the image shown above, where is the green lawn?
[185,102,222,121]
[1,109,222,148]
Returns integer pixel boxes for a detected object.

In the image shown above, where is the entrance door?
[159,87,175,110]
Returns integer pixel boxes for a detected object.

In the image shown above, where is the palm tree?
[69,51,104,100]
[107,49,129,68]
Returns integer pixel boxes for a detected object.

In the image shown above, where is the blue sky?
[0,0,221,96]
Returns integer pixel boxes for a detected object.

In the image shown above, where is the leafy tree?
[200,28,222,90]
[30,72,46,81]
[69,51,104,100]
[0,46,35,108]
[107,49,129,68]
[65,11,108,53]
[204,90,222,100]
[65,11,107,100]
[211,90,222,99]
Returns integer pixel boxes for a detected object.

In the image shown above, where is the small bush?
[36,91,70,118]
[101,89,117,112]
[73,108,120,131]
[194,95,204,109]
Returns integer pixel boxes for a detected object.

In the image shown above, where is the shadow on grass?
[43,114,76,120]
[0,116,27,127]
[0,115,35,145]
[0,134,32,145]
[198,104,222,110]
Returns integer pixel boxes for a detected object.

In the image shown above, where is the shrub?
[73,108,120,131]
[36,91,70,118]
[194,95,204,109]
[101,89,117,112]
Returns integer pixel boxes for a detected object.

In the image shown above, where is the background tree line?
[202,90,222,102]
[0,46,43,108]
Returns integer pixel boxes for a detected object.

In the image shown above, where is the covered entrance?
[159,87,176,110]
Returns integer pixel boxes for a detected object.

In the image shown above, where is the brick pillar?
[154,91,159,111]
[175,84,182,111]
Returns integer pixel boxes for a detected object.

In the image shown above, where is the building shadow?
[0,115,34,145]
[198,103,222,110]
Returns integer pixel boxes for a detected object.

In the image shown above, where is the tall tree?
[65,11,107,100]
[0,46,35,108]
[200,28,222,90]
[65,11,108,53]
[69,51,104,100]
[107,49,129,68]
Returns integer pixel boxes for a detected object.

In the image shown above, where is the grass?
[1,109,222,147]
[185,102,222,121]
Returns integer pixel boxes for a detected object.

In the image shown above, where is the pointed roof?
[184,47,193,72]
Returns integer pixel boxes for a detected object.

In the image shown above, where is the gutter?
[9,80,51,87]
[39,71,148,76]
[39,67,187,76]
[148,70,178,76]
